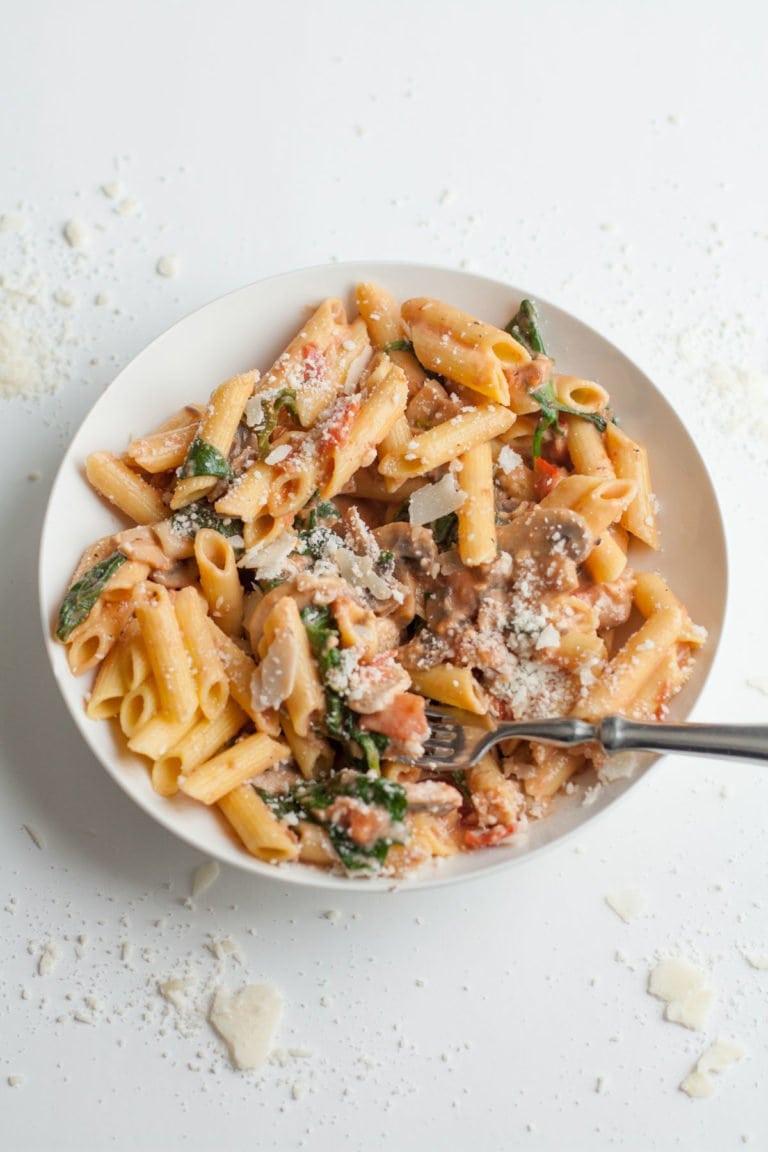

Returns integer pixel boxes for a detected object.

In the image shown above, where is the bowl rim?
[38,258,729,892]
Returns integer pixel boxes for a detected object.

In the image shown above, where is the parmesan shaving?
[409,473,466,525]
[648,958,715,1031]
[680,1039,745,1098]
[238,531,297,577]
[208,983,282,1071]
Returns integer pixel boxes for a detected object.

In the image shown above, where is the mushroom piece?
[496,503,593,591]
[372,522,438,626]
[401,780,464,815]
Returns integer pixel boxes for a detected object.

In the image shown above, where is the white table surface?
[2,2,768,1149]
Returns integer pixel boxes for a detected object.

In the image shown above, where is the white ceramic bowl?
[39,262,727,890]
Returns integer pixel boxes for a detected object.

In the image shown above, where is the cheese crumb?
[191,859,220,900]
[7,1075,24,1088]
[605,888,647,924]
[648,958,715,1030]
[680,1038,745,1098]
[63,219,88,249]
[746,675,768,696]
[156,255,179,279]
[208,984,282,1071]
[497,445,523,473]
[743,952,768,970]
[37,942,59,976]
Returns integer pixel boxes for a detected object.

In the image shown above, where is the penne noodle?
[180,731,289,805]
[456,441,496,566]
[604,421,660,549]
[86,452,167,525]
[174,586,230,719]
[379,404,515,482]
[194,529,244,636]
[133,582,197,723]
[402,298,530,405]
[219,784,300,862]
[171,370,257,509]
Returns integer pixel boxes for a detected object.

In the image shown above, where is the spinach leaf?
[505,298,546,355]
[529,379,607,461]
[257,773,407,871]
[431,512,459,548]
[179,436,231,480]
[383,339,415,354]
[296,499,341,558]
[300,604,390,773]
[256,388,299,457]
[170,500,243,540]
[57,550,127,641]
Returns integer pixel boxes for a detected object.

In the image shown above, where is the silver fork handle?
[486,717,598,750]
[599,716,768,762]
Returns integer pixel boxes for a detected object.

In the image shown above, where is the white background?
[2,2,768,1150]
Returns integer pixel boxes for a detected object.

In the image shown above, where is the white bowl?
[38,261,727,890]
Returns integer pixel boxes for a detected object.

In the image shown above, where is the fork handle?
[492,717,598,748]
[599,716,768,763]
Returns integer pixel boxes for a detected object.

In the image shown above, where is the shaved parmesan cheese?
[605,888,647,923]
[238,531,297,577]
[497,445,523,473]
[332,545,391,600]
[209,983,282,1071]
[648,958,715,1030]
[251,631,298,711]
[265,443,292,466]
[191,859,220,899]
[680,1039,745,1098]
[343,345,373,393]
[409,473,466,526]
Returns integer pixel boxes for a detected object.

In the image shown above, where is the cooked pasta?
[55,286,704,877]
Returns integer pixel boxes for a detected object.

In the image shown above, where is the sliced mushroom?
[401,780,464,815]
[372,522,438,626]
[497,503,593,590]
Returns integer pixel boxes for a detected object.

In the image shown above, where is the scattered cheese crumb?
[0,212,26,233]
[53,288,77,308]
[208,984,282,1071]
[115,196,141,217]
[63,219,88,249]
[191,859,220,900]
[156,255,179,279]
[605,888,647,924]
[746,676,768,696]
[38,942,58,976]
[648,958,715,1030]
[100,179,125,200]
[7,1075,24,1088]
[743,952,768,971]
[497,445,523,473]
[680,1038,745,1098]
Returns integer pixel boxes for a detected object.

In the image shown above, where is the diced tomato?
[463,824,517,849]
[361,692,429,743]
[322,397,358,450]
[533,456,566,500]
[301,342,327,384]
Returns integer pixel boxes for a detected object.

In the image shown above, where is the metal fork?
[410,707,768,771]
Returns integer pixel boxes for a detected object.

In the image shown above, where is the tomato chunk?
[361,692,429,743]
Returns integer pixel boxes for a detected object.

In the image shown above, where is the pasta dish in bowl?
[39,263,726,888]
